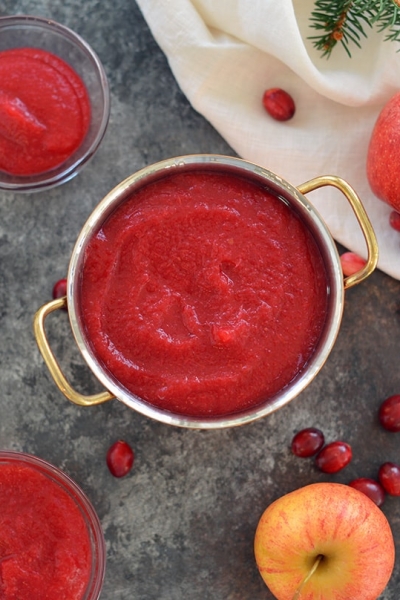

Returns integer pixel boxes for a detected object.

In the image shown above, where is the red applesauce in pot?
[80,171,329,417]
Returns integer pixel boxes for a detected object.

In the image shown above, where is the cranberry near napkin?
[136,0,400,280]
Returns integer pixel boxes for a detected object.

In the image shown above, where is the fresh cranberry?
[389,210,400,232]
[379,394,400,432]
[378,462,400,496]
[262,88,295,121]
[348,478,386,507]
[52,278,68,310]
[315,441,352,473]
[106,440,134,478]
[52,277,67,299]
[340,252,366,276]
[291,428,325,457]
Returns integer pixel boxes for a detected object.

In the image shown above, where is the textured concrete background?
[0,1,399,599]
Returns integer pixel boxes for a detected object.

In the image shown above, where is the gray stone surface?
[0,1,399,599]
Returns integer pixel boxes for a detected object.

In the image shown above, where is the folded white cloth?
[136,0,400,280]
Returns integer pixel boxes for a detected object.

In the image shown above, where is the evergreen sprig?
[309,0,400,58]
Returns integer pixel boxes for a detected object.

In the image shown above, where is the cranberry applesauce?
[0,459,92,599]
[79,168,329,418]
[0,47,90,176]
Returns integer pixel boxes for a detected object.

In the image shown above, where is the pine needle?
[309,0,400,57]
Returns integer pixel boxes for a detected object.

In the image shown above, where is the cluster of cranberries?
[291,428,352,473]
[291,394,400,507]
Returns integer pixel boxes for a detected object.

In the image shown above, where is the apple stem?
[292,554,323,600]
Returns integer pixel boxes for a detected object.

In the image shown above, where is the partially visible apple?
[367,93,400,212]
[254,482,395,600]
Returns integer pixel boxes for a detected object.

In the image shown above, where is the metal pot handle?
[33,296,114,406]
[297,175,378,290]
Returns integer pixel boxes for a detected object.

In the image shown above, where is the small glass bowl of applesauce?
[0,450,106,599]
[0,15,110,192]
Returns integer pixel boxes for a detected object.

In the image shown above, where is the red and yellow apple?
[367,92,400,212]
[254,482,395,600]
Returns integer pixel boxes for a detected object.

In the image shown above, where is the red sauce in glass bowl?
[0,459,93,599]
[80,171,328,418]
[0,48,90,175]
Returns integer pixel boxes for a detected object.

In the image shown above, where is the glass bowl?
[0,450,106,599]
[0,15,110,192]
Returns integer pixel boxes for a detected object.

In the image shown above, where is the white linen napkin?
[136,0,400,280]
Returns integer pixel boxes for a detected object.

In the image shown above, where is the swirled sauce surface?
[80,171,328,417]
[0,48,90,175]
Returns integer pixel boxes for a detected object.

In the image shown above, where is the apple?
[254,482,395,600]
[367,92,400,212]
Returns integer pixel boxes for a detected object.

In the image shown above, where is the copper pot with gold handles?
[33,155,378,429]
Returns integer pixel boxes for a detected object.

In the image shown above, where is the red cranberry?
[348,478,385,507]
[389,210,400,231]
[52,277,67,298]
[315,441,352,474]
[52,278,68,310]
[262,88,295,121]
[379,394,400,432]
[340,252,366,277]
[378,462,400,496]
[291,428,325,457]
[106,440,134,478]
